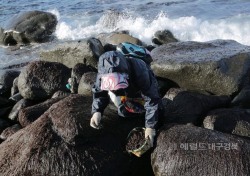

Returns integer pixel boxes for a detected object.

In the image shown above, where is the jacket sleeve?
[133,61,161,129]
[141,69,161,129]
[91,74,110,115]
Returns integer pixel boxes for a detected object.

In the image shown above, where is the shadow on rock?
[203,108,250,138]
[161,88,231,126]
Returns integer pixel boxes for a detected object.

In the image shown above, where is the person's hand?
[145,128,156,147]
[90,112,102,129]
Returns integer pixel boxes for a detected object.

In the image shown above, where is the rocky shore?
[1,10,250,176]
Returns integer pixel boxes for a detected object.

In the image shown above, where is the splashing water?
[54,10,250,46]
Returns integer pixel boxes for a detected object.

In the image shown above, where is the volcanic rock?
[151,40,250,96]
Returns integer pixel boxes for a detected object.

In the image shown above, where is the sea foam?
[53,10,250,46]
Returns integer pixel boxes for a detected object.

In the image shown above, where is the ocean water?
[1,0,250,67]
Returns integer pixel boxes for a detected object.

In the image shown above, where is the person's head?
[98,51,130,75]
[97,51,130,95]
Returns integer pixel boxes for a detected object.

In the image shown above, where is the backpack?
[116,42,153,65]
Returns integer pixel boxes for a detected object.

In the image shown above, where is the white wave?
[54,11,250,46]
[48,9,61,20]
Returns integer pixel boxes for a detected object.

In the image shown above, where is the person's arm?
[131,60,161,129]
[135,62,161,147]
[90,74,110,129]
[91,74,110,115]
[140,69,161,129]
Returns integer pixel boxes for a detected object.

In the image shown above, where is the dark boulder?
[151,40,250,96]
[161,88,230,125]
[152,29,178,45]
[151,124,250,176]
[18,97,66,127]
[0,69,20,97]
[0,123,21,140]
[18,61,71,100]
[0,94,153,176]
[70,63,97,93]
[203,108,250,138]
[4,10,57,44]
[40,38,104,69]
[0,27,17,45]
[78,72,97,96]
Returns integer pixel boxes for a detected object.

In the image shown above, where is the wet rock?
[151,40,250,96]
[78,72,97,96]
[0,124,21,140]
[203,108,250,138]
[8,99,35,121]
[152,29,179,45]
[18,61,71,100]
[18,97,66,127]
[0,27,17,45]
[4,10,57,44]
[161,88,231,125]
[70,63,97,93]
[97,32,143,46]
[151,124,250,176]
[0,69,20,97]
[40,38,104,69]
[0,94,152,176]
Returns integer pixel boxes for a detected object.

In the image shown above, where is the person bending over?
[90,51,161,147]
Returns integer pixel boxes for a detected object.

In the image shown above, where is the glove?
[108,91,121,108]
[145,128,156,147]
[90,112,102,129]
